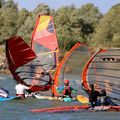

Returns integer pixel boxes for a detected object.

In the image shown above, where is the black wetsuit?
[81,83,100,106]
[89,90,100,106]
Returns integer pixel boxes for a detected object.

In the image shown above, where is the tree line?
[0,0,120,55]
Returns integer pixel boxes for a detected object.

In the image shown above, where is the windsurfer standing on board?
[15,83,32,98]
[56,79,77,99]
[82,83,100,107]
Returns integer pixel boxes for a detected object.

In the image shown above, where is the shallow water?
[0,74,120,120]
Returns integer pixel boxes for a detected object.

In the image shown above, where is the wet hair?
[101,89,106,96]
[89,84,94,91]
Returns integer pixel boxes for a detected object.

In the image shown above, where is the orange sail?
[28,15,59,92]
[82,48,120,100]
[31,15,59,72]
[53,42,91,96]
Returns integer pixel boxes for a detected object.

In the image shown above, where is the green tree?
[77,4,102,46]
[32,3,50,17]
[54,5,77,54]
[17,3,51,44]
[0,0,18,44]
[17,8,29,29]
[0,0,5,8]
[94,3,120,47]
[54,4,102,54]
[17,16,33,44]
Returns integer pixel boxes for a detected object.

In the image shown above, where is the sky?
[13,0,120,13]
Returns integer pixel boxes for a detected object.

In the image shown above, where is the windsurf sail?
[6,36,36,85]
[6,36,52,92]
[0,87,9,98]
[31,15,59,73]
[52,42,91,97]
[6,15,59,93]
[82,48,120,102]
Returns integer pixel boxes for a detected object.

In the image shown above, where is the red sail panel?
[32,15,58,51]
[6,36,36,85]
[6,36,36,72]
[31,15,59,72]
[53,42,91,96]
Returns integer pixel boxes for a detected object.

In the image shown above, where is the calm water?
[0,74,120,120]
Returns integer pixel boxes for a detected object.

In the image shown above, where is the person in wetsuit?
[88,84,100,106]
[62,80,73,98]
[56,79,77,98]
[98,89,118,106]
[82,83,100,107]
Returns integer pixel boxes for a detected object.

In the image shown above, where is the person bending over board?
[15,83,32,98]
[56,79,77,99]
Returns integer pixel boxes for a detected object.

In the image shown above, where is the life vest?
[62,86,71,95]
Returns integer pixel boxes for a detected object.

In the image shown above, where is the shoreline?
[0,69,10,74]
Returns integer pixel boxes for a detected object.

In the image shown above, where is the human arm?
[70,87,78,94]
[25,84,35,94]
[81,83,90,95]
[56,86,64,94]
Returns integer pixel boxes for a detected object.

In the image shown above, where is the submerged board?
[30,105,120,113]
[0,96,20,102]
[34,94,76,102]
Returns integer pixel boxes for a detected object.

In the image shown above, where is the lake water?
[0,74,120,120]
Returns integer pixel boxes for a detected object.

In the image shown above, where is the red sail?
[6,36,36,85]
[6,36,52,91]
[31,15,59,72]
[27,15,59,93]
[6,17,59,93]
